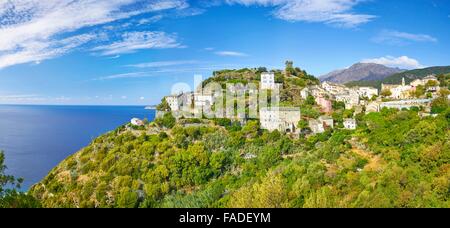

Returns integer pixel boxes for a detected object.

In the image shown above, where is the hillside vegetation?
[29,107,450,208]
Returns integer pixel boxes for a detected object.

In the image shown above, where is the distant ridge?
[345,66,450,89]
[320,63,404,84]
[382,66,450,84]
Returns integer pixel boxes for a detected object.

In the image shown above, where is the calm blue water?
[0,105,155,190]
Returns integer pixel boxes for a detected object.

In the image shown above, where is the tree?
[332,101,345,110]
[381,89,392,97]
[155,112,176,129]
[306,95,316,105]
[156,98,170,111]
[425,80,438,88]
[411,85,425,98]
[116,187,139,208]
[431,96,449,114]
[242,120,260,138]
[230,172,287,208]
[297,119,309,130]
[0,151,40,208]
[256,67,267,73]
[285,60,294,76]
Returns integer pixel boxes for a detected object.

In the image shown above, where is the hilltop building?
[260,72,281,90]
[165,94,182,111]
[260,107,301,133]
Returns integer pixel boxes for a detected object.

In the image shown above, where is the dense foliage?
[29,106,450,208]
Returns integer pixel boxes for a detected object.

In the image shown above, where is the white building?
[366,101,380,113]
[382,78,412,99]
[300,87,310,100]
[194,93,214,107]
[321,81,347,95]
[358,87,378,99]
[130,118,144,126]
[343,118,357,130]
[335,90,360,110]
[309,116,334,134]
[260,107,301,133]
[318,116,334,129]
[309,119,325,134]
[165,95,181,111]
[309,85,327,98]
[260,72,280,90]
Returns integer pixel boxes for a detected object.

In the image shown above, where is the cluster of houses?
[155,72,445,135]
[381,75,440,100]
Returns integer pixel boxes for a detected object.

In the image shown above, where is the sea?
[0,105,155,190]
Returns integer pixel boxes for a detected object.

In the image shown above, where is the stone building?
[260,107,301,133]
[260,72,278,90]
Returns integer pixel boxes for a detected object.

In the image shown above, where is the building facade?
[166,95,181,111]
[343,118,357,130]
[358,87,378,99]
[260,72,278,90]
[260,107,301,133]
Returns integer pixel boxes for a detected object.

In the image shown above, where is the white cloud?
[138,15,164,25]
[215,51,248,57]
[0,33,97,69]
[126,60,199,68]
[361,56,426,69]
[372,30,438,45]
[91,31,183,56]
[224,0,376,27]
[95,72,153,80]
[0,0,188,69]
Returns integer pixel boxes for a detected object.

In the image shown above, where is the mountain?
[320,63,404,84]
[345,66,450,89]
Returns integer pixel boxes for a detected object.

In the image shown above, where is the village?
[134,69,446,136]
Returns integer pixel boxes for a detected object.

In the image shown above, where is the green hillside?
[27,107,450,208]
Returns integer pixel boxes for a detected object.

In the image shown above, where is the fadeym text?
[223,213,271,223]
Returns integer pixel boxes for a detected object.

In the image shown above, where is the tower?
[402,77,405,86]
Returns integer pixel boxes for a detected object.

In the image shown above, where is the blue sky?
[0,0,449,105]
